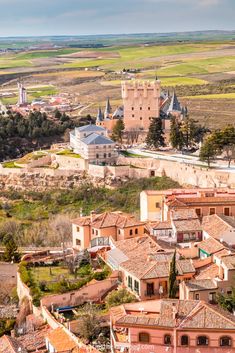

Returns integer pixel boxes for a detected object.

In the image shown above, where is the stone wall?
[0,166,87,191]
[1,154,235,191]
[41,278,118,309]
[55,155,88,170]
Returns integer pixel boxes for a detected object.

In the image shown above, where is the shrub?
[105,288,137,308]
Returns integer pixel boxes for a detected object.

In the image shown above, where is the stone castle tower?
[122,79,161,131]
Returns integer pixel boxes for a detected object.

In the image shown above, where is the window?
[139,332,149,343]
[76,239,81,246]
[148,107,150,110]
[209,292,216,304]
[155,202,160,208]
[104,153,106,158]
[108,153,111,157]
[96,154,99,159]
[132,107,134,110]
[220,336,232,347]
[140,107,142,110]
[150,171,155,177]
[118,229,121,235]
[181,335,189,346]
[132,114,135,118]
[195,293,200,300]
[95,230,98,236]
[224,207,230,216]
[103,145,106,149]
[164,335,171,345]
[130,229,133,236]
[92,229,94,235]
[76,226,80,232]
[209,208,216,215]
[197,336,209,346]
[135,228,138,235]
[134,280,139,294]
[195,208,201,217]
[140,117,142,120]
[128,276,132,289]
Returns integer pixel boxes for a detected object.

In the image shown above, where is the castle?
[96,78,186,142]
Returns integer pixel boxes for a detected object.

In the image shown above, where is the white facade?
[70,124,118,164]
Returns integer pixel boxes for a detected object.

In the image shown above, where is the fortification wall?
[1,155,235,190]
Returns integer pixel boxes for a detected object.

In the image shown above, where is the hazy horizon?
[0,0,234,37]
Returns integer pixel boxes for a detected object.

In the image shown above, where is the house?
[70,124,118,164]
[72,211,146,251]
[198,237,225,259]
[151,209,202,245]
[180,253,235,303]
[202,214,235,246]
[140,188,235,222]
[110,299,235,353]
[120,254,195,300]
[0,335,27,353]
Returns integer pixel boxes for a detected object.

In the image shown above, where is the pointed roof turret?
[104,98,112,117]
[96,107,103,122]
[167,91,181,114]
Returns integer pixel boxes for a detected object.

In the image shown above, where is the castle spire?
[168,90,181,114]
[96,107,103,122]
[104,98,112,118]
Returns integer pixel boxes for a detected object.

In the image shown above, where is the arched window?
[181,335,189,346]
[197,336,209,346]
[164,335,171,345]
[220,336,232,347]
[139,332,150,343]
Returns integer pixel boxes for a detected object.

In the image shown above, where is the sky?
[0,0,234,37]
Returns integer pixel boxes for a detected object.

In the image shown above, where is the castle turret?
[122,79,161,131]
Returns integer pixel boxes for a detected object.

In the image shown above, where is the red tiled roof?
[199,237,225,255]
[112,299,235,330]
[72,212,144,229]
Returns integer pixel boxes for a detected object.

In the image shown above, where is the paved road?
[127,148,235,173]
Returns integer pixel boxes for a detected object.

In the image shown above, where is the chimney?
[90,210,96,222]
[172,302,178,321]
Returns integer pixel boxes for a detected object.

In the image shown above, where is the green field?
[185,92,235,99]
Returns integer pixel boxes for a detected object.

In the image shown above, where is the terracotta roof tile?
[46,328,77,351]
[112,299,235,330]
[199,237,225,255]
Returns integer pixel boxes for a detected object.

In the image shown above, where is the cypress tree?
[168,251,178,298]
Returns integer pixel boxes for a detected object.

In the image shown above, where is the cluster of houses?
[2,187,235,353]
[70,187,235,352]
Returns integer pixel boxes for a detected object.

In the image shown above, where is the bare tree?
[50,214,72,254]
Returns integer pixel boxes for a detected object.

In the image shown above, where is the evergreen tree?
[168,251,178,298]
[146,117,165,149]
[169,116,184,150]
[199,136,218,167]
[111,119,125,143]
[4,238,20,263]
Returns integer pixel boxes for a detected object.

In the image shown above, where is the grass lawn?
[34,266,75,282]
[56,149,81,158]
[2,161,20,168]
